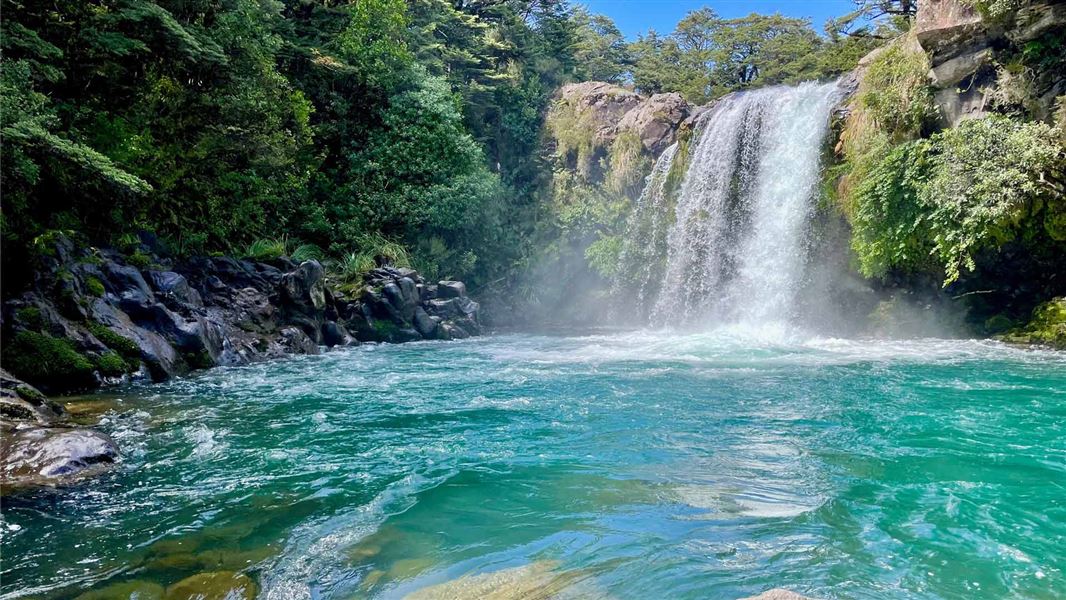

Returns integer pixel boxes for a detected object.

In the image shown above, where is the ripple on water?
[2,332,1065,599]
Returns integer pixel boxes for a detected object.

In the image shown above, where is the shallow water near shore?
[2,331,1065,599]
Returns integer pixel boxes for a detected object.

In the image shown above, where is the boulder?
[437,281,467,299]
[1,426,119,486]
[278,260,327,342]
[412,307,438,338]
[322,321,355,347]
[278,327,318,355]
[148,271,204,309]
[75,580,165,600]
[616,92,691,154]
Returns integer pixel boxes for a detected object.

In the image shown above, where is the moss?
[86,321,142,365]
[0,331,97,390]
[85,276,105,296]
[998,297,1066,349]
[126,251,151,269]
[15,307,43,330]
[14,384,48,405]
[93,351,130,377]
[183,350,214,370]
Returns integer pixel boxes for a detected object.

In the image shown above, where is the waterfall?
[618,81,843,331]
[614,142,679,316]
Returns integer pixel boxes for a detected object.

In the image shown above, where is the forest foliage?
[1,0,888,297]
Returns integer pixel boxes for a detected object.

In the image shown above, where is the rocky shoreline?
[0,234,482,489]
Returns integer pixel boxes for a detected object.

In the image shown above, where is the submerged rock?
[74,580,165,600]
[740,590,816,600]
[163,571,256,600]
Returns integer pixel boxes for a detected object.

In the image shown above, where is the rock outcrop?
[913,0,1066,125]
[552,81,693,158]
[1,369,120,489]
[1,235,482,395]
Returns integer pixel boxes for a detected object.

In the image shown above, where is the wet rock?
[1,426,119,486]
[278,327,318,355]
[163,571,256,600]
[322,321,355,347]
[0,369,65,425]
[279,260,327,342]
[412,307,438,338]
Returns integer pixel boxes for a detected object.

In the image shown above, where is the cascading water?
[620,80,843,331]
[614,142,679,314]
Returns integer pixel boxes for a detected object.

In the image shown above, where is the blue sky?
[579,0,857,39]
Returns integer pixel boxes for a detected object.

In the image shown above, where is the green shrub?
[15,306,43,330]
[0,331,96,389]
[126,251,151,269]
[245,238,287,261]
[923,116,1063,283]
[585,234,624,278]
[850,115,1064,284]
[290,243,324,263]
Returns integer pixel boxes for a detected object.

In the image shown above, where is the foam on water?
[3,334,1064,600]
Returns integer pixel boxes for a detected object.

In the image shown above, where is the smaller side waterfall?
[614,142,679,314]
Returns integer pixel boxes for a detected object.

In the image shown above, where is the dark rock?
[0,369,65,425]
[102,260,155,313]
[322,321,355,347]
[437,281,467,299]
[279,261,327,342]
[231,287,276,333]
[91,301,183,381]
[149,271,204,309]
[412,307,438,338]
[278,327,318,355]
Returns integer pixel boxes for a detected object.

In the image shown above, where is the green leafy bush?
[1,331,96,389]
[290,244,324,263]
[850,115,1065,284]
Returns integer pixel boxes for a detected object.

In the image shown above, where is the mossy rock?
[93,350,131,377]
[0,331,97,391]
[998,297,1066,349]
[163,571,256,600]
[86,321,142,365]
[85,276,106,296]
[75,580,164,600]
[14,307,43,330]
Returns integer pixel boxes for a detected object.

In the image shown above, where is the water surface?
[2,332,1064,599]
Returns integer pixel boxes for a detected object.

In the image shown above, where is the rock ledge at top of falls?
[554,81,693,155]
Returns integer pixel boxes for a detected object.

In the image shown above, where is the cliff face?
[914,0,1066,125]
